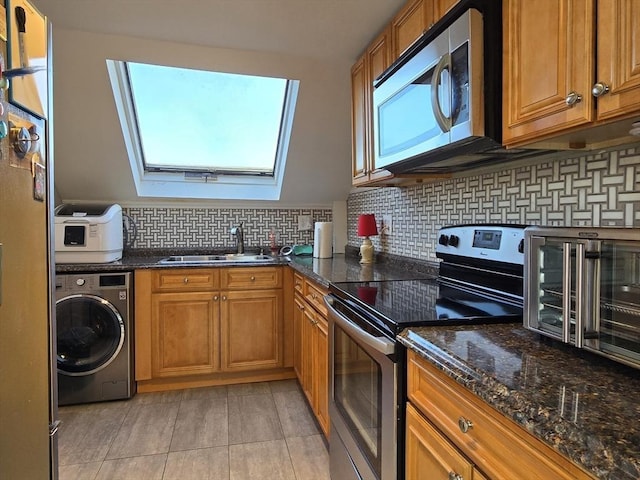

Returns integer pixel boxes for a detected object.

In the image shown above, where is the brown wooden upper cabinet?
[392,0,459,58]
[351,0,458,187]
[503,0,640,149]
[351,27,394,186]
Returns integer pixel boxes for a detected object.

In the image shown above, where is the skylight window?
[106,60,299,201]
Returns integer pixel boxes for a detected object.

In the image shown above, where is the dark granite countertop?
[399,324,640,480]
[55,247,439,286]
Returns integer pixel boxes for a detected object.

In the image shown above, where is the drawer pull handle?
[250,276,256,281]
[458,417,473,433]
[448,472,463,480]
[183,278,189,284]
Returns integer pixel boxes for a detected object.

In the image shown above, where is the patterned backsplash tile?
[348,144,640,262]
[122,144,639,260]
[123,207,332,250]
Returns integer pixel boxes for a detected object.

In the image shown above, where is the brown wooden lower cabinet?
[134,267,292,392]
[293,272,330,438]
[406,350,596,480]
[220,289,282,372]
[151,291,220,377]
[406,402,485,480]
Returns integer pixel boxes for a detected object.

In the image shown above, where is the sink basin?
[157,254,276,264]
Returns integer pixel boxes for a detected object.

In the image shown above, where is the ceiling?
[32,0,404,62]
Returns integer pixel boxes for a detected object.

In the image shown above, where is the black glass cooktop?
[329,278,523,338]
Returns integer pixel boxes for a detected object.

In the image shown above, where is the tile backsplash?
[348,144,640,262]
[122,144,640,259]
[123,207,332,250]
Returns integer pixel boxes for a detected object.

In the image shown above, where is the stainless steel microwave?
[371,3,545,174]
[524,226,640,370]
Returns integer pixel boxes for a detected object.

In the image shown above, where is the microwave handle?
[431,53,452,133]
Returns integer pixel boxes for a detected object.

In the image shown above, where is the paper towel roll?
[313,222,333,258]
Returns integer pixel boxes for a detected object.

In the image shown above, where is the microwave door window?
[377,68,449,163]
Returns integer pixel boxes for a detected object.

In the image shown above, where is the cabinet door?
[351,54,369,185]
[151,292,219,377]
[293,295,305,380]
[434,0,458,18]
[220,289,282,371]
[392,0,434,59]
[503,0,595,146]
[314,314,330,437]
[367,28,394,183]
[595,0,640,121]
[406,403,474,480]
[300,304,316,405]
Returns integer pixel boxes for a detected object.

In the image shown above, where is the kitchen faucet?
[230,222,244,254]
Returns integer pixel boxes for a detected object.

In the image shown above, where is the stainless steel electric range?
[324,224,527,480]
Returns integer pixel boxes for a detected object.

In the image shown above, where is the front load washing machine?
[56,272,135,405]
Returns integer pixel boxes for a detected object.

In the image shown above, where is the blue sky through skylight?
[127,62,288,174]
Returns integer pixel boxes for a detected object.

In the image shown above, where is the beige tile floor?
[57,380,330,480]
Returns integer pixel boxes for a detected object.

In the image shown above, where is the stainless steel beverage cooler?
[524,226,640,369]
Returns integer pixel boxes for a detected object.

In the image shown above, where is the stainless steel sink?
[157,254,276,264]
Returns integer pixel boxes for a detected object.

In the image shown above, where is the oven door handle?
[324,296,395,356]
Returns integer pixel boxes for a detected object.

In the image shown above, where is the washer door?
[56,294,125,376]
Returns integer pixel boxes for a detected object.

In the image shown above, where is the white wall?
[51,28,354,208]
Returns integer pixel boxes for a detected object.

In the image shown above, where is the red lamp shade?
[357,214,378,237]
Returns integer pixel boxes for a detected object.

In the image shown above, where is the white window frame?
[106,60,299,201]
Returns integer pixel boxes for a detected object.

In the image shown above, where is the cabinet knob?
[222,295,227,301]
[458,417,473,433]
[213,295,219,301]
[565,91,582,106]
[448,472,463,480]
[250,276,256,281]
[183,277,189,284]
[592,82,610,97]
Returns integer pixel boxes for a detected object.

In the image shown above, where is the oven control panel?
[436,224,526,265]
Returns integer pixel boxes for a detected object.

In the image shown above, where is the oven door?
[325,295,398,480]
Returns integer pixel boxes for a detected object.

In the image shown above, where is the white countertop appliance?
[54,203,123,263]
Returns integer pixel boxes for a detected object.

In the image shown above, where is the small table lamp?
[357,214,378,264]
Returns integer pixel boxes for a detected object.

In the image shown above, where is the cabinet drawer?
[153,269,219,292]
[304,279,328,317]
[405,403,474,480]
[221,267,282,290]
[407,351,595,480]
[293,273,304,295]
